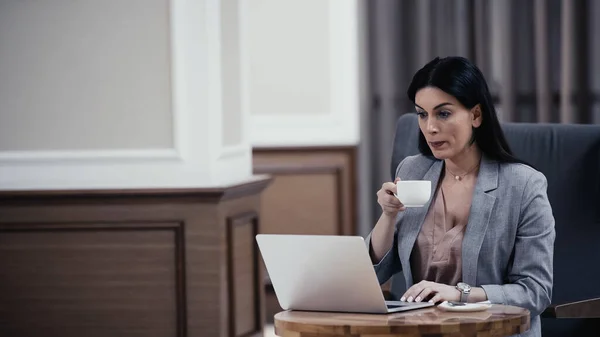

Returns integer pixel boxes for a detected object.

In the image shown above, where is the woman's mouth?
[429,141,446,149]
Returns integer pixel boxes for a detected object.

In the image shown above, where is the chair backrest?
[390,113,600,307]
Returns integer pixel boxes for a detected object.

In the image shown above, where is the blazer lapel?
[462,155,499,285]
[398,159,443,286]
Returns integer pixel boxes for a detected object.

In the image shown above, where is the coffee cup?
[395,180,432,207]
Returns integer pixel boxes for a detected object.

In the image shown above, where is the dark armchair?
[388,113,600,336]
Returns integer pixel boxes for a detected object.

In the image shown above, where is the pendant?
[455,176,461,181]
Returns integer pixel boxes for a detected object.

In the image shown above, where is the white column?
[0,0,251,190]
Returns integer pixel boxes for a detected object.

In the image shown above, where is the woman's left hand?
[401,280,461,303]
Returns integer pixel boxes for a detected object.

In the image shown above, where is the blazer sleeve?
[363,156,410,285]
[365,224,402,285]
[481,170,556,317]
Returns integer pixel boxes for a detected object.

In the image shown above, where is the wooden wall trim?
[226,211,262,337]
[0,221,181,231]
[252,146,357,152]
[253,164,340,175]
[254,164,345,237]
[253,146,357,237]
[0,221,189,337]
[175,223,188,337]
[0,175,272,204]
[335,166,345,238]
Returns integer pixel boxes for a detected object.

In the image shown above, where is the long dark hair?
[407,56,525,165]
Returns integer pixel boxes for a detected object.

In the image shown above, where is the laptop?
[256,234,434,314]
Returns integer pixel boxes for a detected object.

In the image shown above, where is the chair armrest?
[542,298,600,318]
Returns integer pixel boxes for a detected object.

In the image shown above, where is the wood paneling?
[0,176,271,337]
[253,146,357,237]
[259,171,340,235]
[227,212,262,337]
[0,224,182,337]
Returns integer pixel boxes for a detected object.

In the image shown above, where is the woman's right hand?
[377,178,406,217]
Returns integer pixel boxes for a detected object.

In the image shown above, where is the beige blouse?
[410,170,477,286]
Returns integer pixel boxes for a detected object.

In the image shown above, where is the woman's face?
[414,86,482,160]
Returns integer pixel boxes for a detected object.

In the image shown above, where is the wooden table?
[274,305,530,337]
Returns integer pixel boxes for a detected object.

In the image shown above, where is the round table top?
[274,305,530,337]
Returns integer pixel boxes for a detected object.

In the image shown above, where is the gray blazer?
[366,154,556,337]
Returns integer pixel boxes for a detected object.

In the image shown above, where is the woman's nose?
[426,119,439,133]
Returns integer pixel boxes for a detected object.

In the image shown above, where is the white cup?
[395,180,432,207]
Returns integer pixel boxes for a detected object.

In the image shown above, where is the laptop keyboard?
[385,301,423,308]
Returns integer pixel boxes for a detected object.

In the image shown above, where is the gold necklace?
[446,161,480,181]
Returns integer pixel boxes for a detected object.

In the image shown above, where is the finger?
[429,293,442,304]
[384,193,405,209]
[380,202,402,212]
[394,177,401,183]
[400,287,413,302]
[382,195,402,206]
[382,182,398,194]
[411,281,432,302]
[414,287,434,302]
[402,285,422,302]
[377,189,400,203]
[378,198,402,209]
[400,280,435,302]
[377,191,397,202]
[381,202,402,209]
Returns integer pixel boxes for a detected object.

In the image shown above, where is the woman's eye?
[438,110,451,119]
[416,111,427,119]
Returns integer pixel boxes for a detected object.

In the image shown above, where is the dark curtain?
[366,0,600,224]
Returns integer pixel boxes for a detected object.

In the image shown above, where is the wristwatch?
[456,282,471,303]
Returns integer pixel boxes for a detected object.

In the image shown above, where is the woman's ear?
[471,104,483,128]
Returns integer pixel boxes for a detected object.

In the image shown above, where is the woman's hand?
[376,178,405,217]
[401,280,461,304]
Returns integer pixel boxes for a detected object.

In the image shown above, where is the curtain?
[362,0,600,229]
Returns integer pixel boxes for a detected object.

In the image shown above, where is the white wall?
[0,0,251,190]
[0,0,173,151]
[243,0,362,147]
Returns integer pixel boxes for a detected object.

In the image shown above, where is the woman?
[366,56,555,337]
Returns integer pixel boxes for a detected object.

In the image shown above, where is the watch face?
[457,282,471,292]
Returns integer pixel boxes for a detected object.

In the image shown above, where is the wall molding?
[1,0,187,164]
[0,149,181,164]
[218,144,250,160]
[0,0,250,190]
[255,163,345,236]
[246,0,361,147]
[253,146,357,238]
